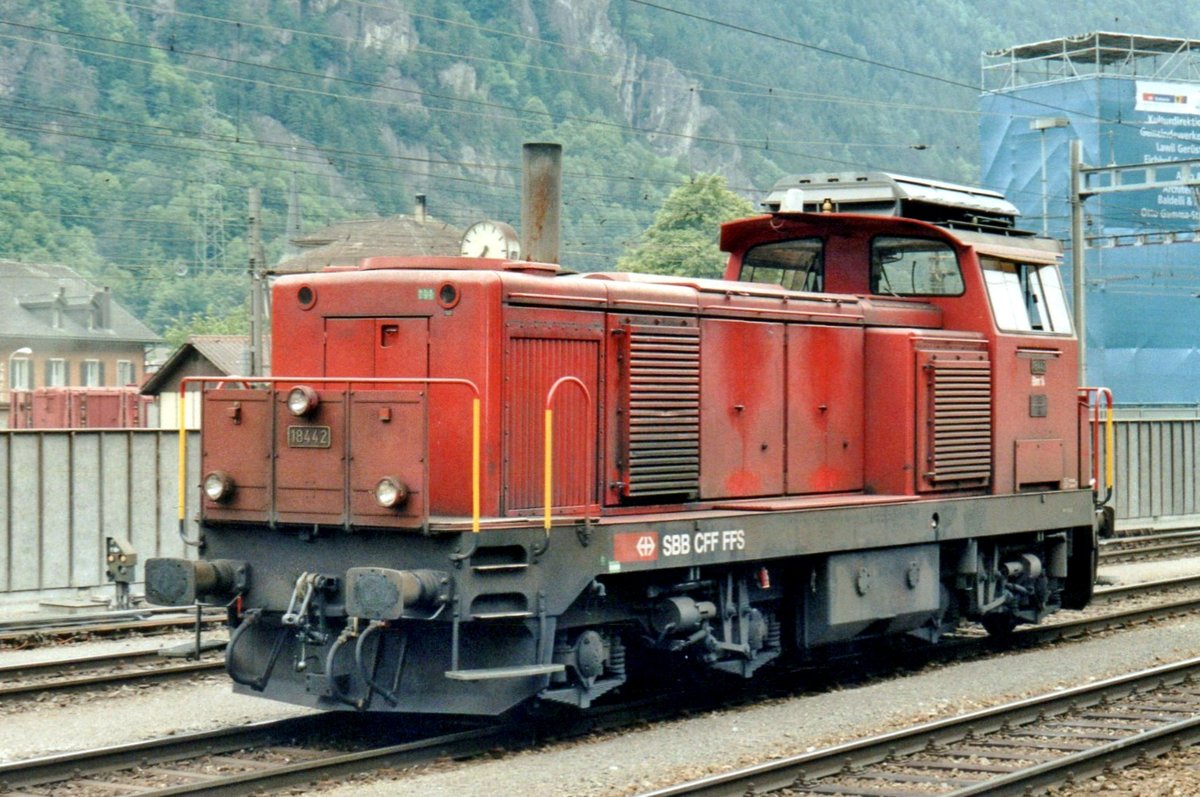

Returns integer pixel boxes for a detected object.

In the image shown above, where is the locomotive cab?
[145,172,1107,716]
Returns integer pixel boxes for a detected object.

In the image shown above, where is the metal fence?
[1111,406,1200,529]
[0,413,1195,608]
[0,429,199,610]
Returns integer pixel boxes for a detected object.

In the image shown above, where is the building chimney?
[414,194,427,225]
[90,287,113,330]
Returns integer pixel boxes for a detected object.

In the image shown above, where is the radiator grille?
[623,324,701,498]
[504,336,599,511]
[927,360,992,485]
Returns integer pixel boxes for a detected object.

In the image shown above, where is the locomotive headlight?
[374,476,409,509]
[203,470,235,502]
[286,385,320,417]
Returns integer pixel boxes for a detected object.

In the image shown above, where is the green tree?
[617,174,754,279]
[162,306,250,350]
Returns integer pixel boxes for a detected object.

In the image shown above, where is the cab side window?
[870,236,963,296]
[981,257,1072,334]
[739,238,824,291]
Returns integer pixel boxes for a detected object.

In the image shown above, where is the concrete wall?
[0,414,1192,610]
[0,429,199,610]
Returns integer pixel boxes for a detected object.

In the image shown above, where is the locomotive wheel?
[981,612,1019,637]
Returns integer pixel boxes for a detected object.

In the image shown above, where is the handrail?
[176,389,200,546]
[543,376,595,532]
[178,376,483,534]
[1078,386,1114,507]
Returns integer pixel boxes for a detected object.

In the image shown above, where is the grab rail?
[1078,386,1114,507]
[543,376,595,532]
[178,376,482,534]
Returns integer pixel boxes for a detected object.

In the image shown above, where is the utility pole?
[248,188,266,377]
[1069,139,1085,387]
[283,171,302,260]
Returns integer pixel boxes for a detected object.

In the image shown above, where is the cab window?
[982,257,1072,334]
[739,238,823,291]
[870,236,963,296]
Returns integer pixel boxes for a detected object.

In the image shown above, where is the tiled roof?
[0,260,160,343]
[139,335,250,396]
[188,335,250,376]
[273,215,463,273]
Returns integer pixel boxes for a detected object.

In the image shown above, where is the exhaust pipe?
[521,142,562,264]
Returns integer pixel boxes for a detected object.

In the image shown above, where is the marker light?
[287,385,320,417]
[204,471,235,502]
[375,477,409,509]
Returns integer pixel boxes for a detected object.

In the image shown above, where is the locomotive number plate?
[287,425,332,448]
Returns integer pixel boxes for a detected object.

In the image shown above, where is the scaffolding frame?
[983,32,1200,91]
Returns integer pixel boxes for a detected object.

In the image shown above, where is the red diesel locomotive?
[147,172,1110,716]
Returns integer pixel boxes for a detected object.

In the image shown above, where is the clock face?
[460,221,520,259]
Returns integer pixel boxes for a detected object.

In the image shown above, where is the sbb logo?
[662,533,690,557]
[662,529,746,557]
[612,531,659,563]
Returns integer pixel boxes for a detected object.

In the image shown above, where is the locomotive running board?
[710,493,920,511]
[445,663,565,681]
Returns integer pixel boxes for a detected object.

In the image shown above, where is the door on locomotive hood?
[273,317,431,527]
[979,258,1076,494]
[324,317,430,378]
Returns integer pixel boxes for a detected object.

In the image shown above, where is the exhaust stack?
[521,142,562,264]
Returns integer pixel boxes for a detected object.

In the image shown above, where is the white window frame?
[982,257,1073,335]
[10,357,32,391]
[116,360,135,386]
[46,358,67,387]
[81,359,104,387]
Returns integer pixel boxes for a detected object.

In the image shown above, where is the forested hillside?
[3,0,1199,333]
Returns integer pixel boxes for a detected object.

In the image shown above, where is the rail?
[1079,386,1114,506]
[639,656,1200,797]
[178,376,483,533]
[543,376,595,532]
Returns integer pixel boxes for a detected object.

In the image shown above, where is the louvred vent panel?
[622,324,701,499]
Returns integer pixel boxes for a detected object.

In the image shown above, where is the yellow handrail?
[543,376,594,532]
[544,407,554,532]
[177,384,187,537]
[1104,394,1115,498]
[472,397,480,533]
[179,376,483,533]
[1078,386,1114,506]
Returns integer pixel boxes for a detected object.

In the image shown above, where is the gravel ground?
[1051,745,1200,796]
[315,616,1200,797]
[1,558,1198,795]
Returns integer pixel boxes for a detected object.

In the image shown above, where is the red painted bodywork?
[199,217,1085,529]
[9,387,151,429]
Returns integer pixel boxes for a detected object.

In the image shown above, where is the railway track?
[1099,528,1200,564]
[1093,572,1200,601]
[4,577,1200,795]
[638,656,1200,797]
[0,644,225,699]
[0,606,226,648]
[0,713,520,797]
